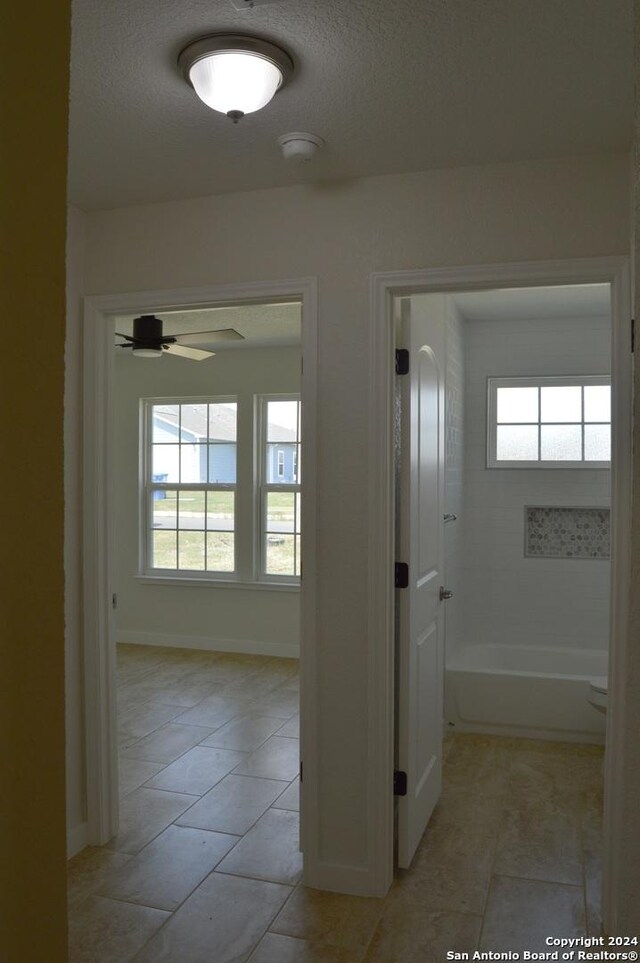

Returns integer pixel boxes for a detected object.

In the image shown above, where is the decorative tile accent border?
[525,506,610,559]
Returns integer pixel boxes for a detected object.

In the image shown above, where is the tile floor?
[68,644,604,962]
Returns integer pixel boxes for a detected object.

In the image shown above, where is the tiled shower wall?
[458,313,611,653]
[444,301,466,655]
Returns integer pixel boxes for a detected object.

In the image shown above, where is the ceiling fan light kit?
[116,315,244,362]
[178,34,294,122]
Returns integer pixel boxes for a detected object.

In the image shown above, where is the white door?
[396,293,446,868]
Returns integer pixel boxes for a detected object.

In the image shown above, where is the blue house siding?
[266,443,297,484]
[206,443,236,483]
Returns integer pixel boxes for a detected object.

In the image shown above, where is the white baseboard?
[67,821,88,859]
[116,630,299,660]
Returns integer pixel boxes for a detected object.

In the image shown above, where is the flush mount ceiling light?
[178,34,294,122]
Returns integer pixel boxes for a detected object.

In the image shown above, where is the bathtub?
[445,644,607,743]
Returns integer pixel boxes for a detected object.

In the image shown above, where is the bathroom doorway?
[370,258,632,930]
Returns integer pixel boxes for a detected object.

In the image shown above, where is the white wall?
[460,314,611,653]
[114,345,301,657]
[72,152,629,892]
[65,205,87,855]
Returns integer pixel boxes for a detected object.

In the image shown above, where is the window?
[142,395,301,584]
[487,376,610,468]
[260,396,302,579]
[145,400,237,574]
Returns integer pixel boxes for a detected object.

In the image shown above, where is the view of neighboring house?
[152,403,298,484]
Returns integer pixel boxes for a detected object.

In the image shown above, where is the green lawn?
[153,489,297,519]
[152,526,300,576]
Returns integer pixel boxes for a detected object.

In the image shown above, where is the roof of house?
[153,404,296,443]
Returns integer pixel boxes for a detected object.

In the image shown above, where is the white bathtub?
[445,644,607,743]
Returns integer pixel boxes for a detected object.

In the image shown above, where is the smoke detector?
[278,131,324,162]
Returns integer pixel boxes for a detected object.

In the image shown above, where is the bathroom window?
[486,376,611,468]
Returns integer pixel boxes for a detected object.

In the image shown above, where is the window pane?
[496,387,538,423]
[265,534,295,576]
[208,443,237,483]
[496,425,538,461]
[206,491,235,531]
[153,489,177,530]
[179,403,208,440]
[178,490,205,530]
[584,424,611,461]
[153,444,180,483]
[178,531,205,570]
[208,402,237,442]
[267,401,299,441]
[206,532,235,572]
[152,404,179,443]
[584,385,611,422]
[540,386,582,423]
[540,425,582,460]
[180,444,208,483]
[295,493,302,536]
[267,492,295,535]
[295,534,301,577]
[152,530,176,568]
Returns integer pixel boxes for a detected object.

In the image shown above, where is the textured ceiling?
[115,301,302,348]
[69,0,633,211]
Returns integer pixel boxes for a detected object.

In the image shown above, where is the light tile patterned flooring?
[68,644,604,962]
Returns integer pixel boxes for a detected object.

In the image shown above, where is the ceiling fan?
[116,314,244,360]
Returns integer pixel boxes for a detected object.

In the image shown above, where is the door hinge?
[394,562,409,589]
[395,348,409,376]
[299,760,303,783]
[112,593,118,610]
[632,318,635,354]
[393,770,407,796]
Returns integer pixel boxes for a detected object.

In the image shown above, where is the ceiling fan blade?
[175,328,244,347]
[165,343,215,361]
[115,332,135,341]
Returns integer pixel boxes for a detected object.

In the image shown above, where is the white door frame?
[82,278,319,873]
[368,257,632,915]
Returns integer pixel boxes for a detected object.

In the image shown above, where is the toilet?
[588,676,608,714]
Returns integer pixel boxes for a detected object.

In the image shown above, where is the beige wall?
[75,152,630,890]
[0,1,70,958]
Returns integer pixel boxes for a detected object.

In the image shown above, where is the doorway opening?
[108,301,303,903]
[393,283,613,937]
[80,279,319,907]
[369,259,631,930]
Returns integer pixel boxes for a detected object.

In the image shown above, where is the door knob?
[439,587,453,601]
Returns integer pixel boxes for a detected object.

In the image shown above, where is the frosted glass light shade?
[133,346,163,358]
[189,52,282,115]
[179,36,294,119]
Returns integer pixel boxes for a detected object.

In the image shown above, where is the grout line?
[492,870,585,890]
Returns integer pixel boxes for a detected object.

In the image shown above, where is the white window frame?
[258,393,301,583]
[486,375,611,469]
[141,395,238,580]
[277,449,285,478]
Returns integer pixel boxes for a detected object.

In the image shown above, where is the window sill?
[135,574,300,592]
